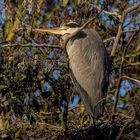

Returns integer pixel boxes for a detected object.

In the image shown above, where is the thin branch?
[123,18,140,28]
[122,75,140,83]
[114,51,140,63]
[36,122,62,130]
[124,59,140,67]
[111,13,124,56]
[126,62,140,66]
[111,31,137,121]
[125,2,140,13]
[0,43,61,49]
[112,61,140,71]
[103,37,115,43]
[123,29,139,33]
[116,117,135,140]
[111,2,140,56]
[92,5,121,19]
[116,113,132,119]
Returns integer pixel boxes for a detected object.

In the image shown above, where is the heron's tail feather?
[90,88,105,119]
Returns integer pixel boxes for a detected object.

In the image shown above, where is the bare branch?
[123,29,139,33]
[127,62,140,66]
[116,117,135,140]
[111,2,140,56]
[122,75,140,84]
[0,43,61,49]
[103,37,115,43]
[111,13,124,56]
[114,51,140,63]
[92,5,121,19]
[125,2,140,13]
[112,31,137,120]
[37,122,62,130]
[113,61,140,71]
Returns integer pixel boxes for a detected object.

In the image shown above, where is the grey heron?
[35,22,110,120]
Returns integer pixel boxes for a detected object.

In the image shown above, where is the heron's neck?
[60,34,71,48]
[61,34,71,41]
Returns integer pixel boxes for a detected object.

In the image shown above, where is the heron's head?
[35,22,80,37]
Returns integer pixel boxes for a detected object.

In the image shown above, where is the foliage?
[0,0,140,139]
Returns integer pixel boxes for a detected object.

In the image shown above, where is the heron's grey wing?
[87,29,109,118]
[66,29,109,118]
[69,69,93,116]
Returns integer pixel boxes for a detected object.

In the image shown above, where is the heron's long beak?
[34,28,65,35]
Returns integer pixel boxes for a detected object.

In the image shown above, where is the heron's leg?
[92,117,97,127]
[89,116,97,127]
[62,97,68,130]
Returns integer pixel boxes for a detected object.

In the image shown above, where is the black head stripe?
[65,23,80,28]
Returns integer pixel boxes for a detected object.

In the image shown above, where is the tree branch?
[103,37,115,43]
[111,31,137,121]
[126,62,140,66]
[125,2,140,13]
[111,2,140,56]
[122,29,139,34]
[122,75,140,84]
[111,13,124,56]
[116,117,135,140]
[114,51,140,63]
[92,5,121,19]
[0,43,61,49]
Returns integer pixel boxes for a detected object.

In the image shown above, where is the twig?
[0,43,61,49]
[111,31,137,121]
[111,2,140,56]
[122,60,140,69]
[114,103,136,140]
[112,62,140,71]
[111,13,124,56]
[36,122,62,130]
[126,62,140,66]
[103,37,115,43]
[125,2,140,13]
[92,5,121,19]
[115,113,132,119]
[123,18,140,28]
[114,51,140,63]
[122,29,139,33]
[116,117,135,140]
[122,75,140,83]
